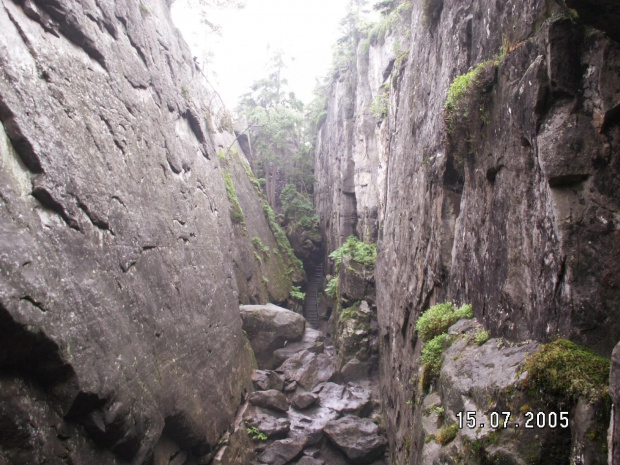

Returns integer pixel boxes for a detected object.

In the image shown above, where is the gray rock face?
[240,304,306,369]
[323,415,387,464]
[0,1,265,463]
[315,0,620,462]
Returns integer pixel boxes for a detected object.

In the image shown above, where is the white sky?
[171,0,351,108]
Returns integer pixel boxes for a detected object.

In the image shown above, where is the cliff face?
[315,0,619,463]
[0,0,296,462]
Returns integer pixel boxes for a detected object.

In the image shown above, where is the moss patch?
[521,338,610,402]
[222,171,245,224]
[435,423,458,445]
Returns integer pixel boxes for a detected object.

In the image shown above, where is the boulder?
[323,415,386,464]
[292,392,319,410]
[240,304,306,369]
[277,350,336,390]
[246,413,290,439]
[315,382,371,416]
[252,370,285,392]
[273,328,325,365]
[340,358,369,382]
[258,437,306,465]
[249,390,289,413]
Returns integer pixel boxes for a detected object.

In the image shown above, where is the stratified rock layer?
[0,0,258,463]
[315,0,620,463]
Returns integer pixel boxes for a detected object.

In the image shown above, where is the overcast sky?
[171,0,351,108]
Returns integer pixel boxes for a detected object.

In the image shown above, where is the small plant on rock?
[246,426,267,441]
[474,329,490,345]
[415,302,473,342]
[420,333,450,376]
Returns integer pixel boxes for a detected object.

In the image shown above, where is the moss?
[139,3,150,14]
[425,434,436,444]
[435,423,458,445]
[222,171,245,224]
[521,338,610,403]
[218,150,227,160]
[340,301,361,322]
[262,203,304,278]
[415,302,473,342]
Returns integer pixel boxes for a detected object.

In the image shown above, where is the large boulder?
[323,415,386,464]
[240,304,306,369]
[276,350,336,391]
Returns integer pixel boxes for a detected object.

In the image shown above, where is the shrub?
[325,276,339,299]
[290,285,305,301]
[420,333,450,375]
[329,236,377,272]
[280,184,320,237]
[522,338,610,403]
[415,302,473,342]
[370,90,389,119]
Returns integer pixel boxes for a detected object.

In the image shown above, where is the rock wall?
[315,0,620,463]
[0,0,295,462]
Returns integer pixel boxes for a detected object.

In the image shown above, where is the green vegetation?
[522,338,610,403]
[262,203,304,277]
[474,329,490,345]
[289,285,305,301]
[340,301,361,322]
[415,302,473,342]
[365,0,412,47]
[246,426,267,441]
[222,172,244,224]
[139,3,150,14]
[325,276,339,299]
[329,235,377,272]
[370,87,389,119]
[280,184,320,241]
[435,423,458,445]
[251,237,270,254]
[181,85,189,100]
[444,60,498,134]
[420,333,450,376]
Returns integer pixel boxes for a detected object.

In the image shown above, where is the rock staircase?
[303,263,322,329]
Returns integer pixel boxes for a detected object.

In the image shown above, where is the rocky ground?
[214,304,389,465]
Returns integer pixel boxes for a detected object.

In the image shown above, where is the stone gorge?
[0,0,618,464]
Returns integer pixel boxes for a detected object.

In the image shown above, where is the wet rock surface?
[240,317,388,464]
